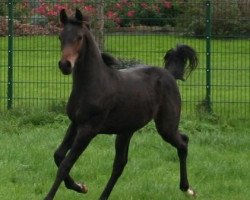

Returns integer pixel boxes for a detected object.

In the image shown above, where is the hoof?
[76,183,88,193]
[185,188,196,197]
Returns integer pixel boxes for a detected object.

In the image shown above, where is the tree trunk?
[94,0,105,51]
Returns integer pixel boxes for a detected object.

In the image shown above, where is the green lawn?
[0,110,249,200]
[0,35,249,118]
[0,34,249,199]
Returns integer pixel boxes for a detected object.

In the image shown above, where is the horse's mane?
[101,53,121,67]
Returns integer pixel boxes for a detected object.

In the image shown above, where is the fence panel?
[0,1,8,111]
[0,0,249,119]
[210,1,250,118]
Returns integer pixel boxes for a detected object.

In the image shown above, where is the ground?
[0,109,249,200]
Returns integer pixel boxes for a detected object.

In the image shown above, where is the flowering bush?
[2,1,248,38]
[105,0,179,27]
[32,0,97,25]
[26,0,179,28]
[7,0,180,35]
[177,0,250,37]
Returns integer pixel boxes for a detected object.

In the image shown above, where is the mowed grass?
[0,109,249,200]
[0,34,249,199]
[0,34,249,118]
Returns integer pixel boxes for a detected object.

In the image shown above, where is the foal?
[44,9,198,200]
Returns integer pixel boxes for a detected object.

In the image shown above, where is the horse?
[44,9,198,200]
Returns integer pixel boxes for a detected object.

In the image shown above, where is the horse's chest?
[66,97,101,122]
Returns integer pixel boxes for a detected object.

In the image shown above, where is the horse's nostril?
[66,60,71,67]
[58,60,72,75]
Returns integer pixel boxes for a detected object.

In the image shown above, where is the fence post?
[205,0,212,112]
[7,0,13,110]
[95,0,104,50]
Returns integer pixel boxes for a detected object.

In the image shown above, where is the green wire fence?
[0,0,249,119]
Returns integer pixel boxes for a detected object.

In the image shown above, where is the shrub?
[175,0,206,37]
[105,0,180,27]
[3,0,181,27]
[114,57,142,69]
[0,3,7,16]
[176,0,249,37]
[30,14,48,25]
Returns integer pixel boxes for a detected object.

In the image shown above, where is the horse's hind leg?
[154,113,195,196]
[99,132,133,200]
[53,123,87,193]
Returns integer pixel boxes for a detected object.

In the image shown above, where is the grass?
[0,34,249,118]
[0,109,249,200]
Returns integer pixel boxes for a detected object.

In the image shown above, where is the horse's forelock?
[67,18,83,26]
[65,17,89,30]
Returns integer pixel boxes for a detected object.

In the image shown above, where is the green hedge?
[176,0,250,37]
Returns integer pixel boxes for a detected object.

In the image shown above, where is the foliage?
[14,1,30,21]
[137,0,180,27]
[0,2,7,16]
[176,0,250,37]
[113,57,142,69]
[3,0,249,37]
[11,0,180,28]
[105,0,179,27]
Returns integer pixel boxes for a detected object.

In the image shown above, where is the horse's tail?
[164,44,198,81]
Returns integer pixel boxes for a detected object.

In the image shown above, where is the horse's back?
[119,66,179,96]
[101,66,181,134]
[123,65,182,133]
[118,65,180,108]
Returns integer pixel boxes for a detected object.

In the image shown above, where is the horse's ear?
[60,9,68,24]
[75,8,90,29]
[75,8,83,22]
[82,15,90,29]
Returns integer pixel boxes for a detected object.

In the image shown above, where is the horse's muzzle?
[58,60,72,75]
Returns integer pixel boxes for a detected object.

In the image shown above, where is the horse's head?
[58,9,90,75]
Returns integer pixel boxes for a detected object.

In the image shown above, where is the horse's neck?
[72,31,106,90]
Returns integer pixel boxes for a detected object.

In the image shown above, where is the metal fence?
[0,0,249,119]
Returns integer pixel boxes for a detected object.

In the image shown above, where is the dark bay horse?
[44,9,198,200]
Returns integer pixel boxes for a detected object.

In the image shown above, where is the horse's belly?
[101,103,157,134]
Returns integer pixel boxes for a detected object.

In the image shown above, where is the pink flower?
[47,10,57,17]
[163,1,172,9]
[127,10,136,17]
[84,5,95,12]
[121,0,128,4]
[115,3,122,10]
[140,3,148,9]
[34,5,47,15]
[114,17,122,24]
[53,4,66,12]
[106,11,118,19]
[72,0,83,3]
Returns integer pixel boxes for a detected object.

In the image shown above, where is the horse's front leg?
[53,122,88,193]
[44,125,96,200]
[99,133,133,200]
